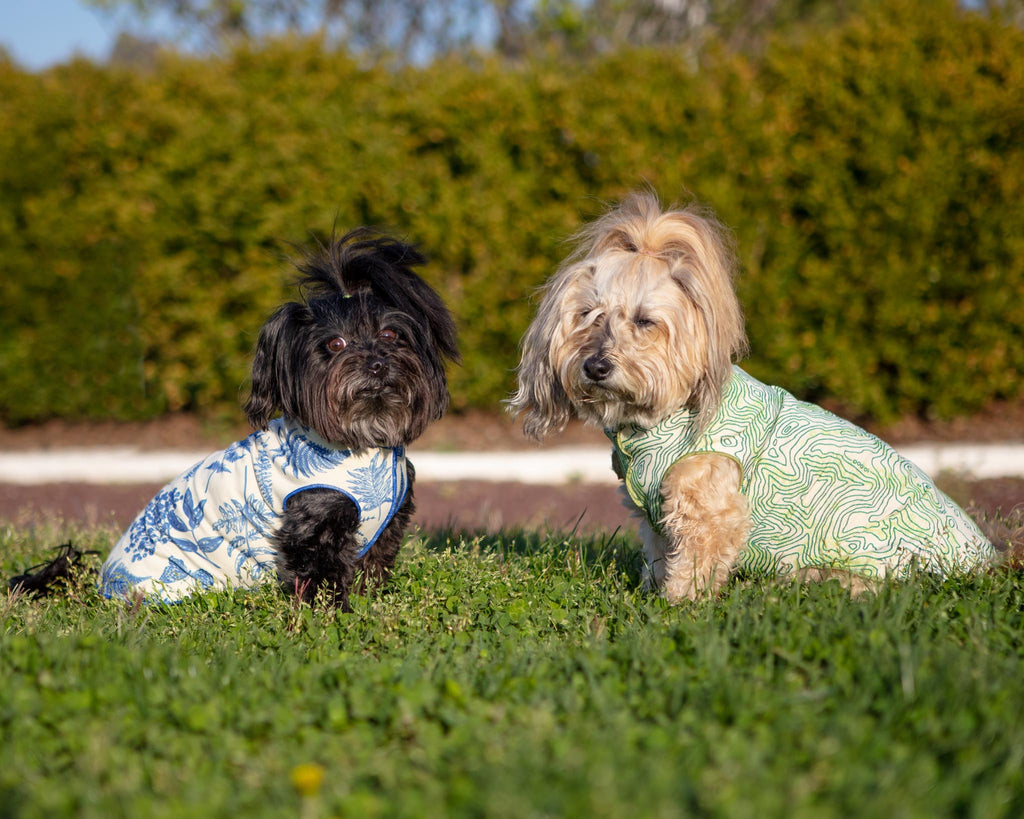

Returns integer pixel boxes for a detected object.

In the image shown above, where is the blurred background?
[1,0,1022,433]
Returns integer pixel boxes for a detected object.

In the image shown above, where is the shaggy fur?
[510,191,1013,601]
[11,229,458,610]
[8,543,99,599]
[512,193,746,439]
[241,230,457,609]
[509,193,750,601]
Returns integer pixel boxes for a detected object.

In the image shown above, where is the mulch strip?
[2,478,1021,537]
[0,480,628,536]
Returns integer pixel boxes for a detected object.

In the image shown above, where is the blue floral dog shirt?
[100,418,409,602]
[608,367,994,581]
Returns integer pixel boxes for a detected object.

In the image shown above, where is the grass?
[3,522,1024,818]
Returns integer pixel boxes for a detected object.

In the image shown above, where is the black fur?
[8,543,99,598]
[275,464,417,611]
[246,230,457,609]
[10,229,457,611]
[245,229,459,450]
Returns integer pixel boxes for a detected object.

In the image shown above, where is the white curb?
[0,443,1021,486]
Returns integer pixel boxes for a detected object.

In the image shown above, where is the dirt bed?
[1,477,1021,539]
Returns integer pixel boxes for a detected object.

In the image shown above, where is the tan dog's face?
[547,254,710,431]
[510,192,747,438]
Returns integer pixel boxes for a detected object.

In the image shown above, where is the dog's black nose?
[367,357,388,376]
[583,355,612,381]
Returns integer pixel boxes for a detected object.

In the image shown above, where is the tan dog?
[510,192,994,601]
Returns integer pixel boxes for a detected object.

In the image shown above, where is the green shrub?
[730,0,1024,420]
[1,0,1021,425]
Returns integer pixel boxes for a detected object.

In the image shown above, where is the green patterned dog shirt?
[607,367,994,580]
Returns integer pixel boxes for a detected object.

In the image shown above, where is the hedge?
[1,0,1022,425]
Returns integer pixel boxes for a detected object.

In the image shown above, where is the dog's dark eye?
[634,317,656,330]
[379,329,398,342]
[326,336,347,353]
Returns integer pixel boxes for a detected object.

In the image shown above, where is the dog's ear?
[507,275,575,440]
[391,275,460,367]
[244,302,309,430]
[663,208,748,428]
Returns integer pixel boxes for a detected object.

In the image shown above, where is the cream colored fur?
[509,191,746,440]
[622,455,750,601]
[509,190,754,601]
[509,190,1016,600]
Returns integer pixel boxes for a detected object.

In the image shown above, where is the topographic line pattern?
[610,367,993,580]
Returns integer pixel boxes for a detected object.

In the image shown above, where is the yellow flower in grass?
[290,763,325,797]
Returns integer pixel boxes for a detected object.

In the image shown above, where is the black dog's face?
[244,231,459,450]
[303,293,449,449]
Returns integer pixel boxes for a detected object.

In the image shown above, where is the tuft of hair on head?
[295,227,422,297]
[295,228,459,363]
[571,188,670,260]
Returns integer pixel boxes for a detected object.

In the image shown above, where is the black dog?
[14,230,458,610]
[246,230,459,608]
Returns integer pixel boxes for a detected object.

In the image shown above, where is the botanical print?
[100,418,408,602]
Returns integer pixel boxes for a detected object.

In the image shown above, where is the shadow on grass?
[416,522,647,587]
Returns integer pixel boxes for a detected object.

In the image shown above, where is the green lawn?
[3,522,1023,818]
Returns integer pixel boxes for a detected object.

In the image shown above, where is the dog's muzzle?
[583,354,612,382]
[366,357,389,377]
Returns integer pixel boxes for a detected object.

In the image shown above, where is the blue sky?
[0,0,489,69]
[0,0,992,71]
[0,0,153,70]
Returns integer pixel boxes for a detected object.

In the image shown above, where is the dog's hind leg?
[657,453,749,602]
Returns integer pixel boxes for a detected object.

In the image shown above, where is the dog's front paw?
[275,488,361,609]
[661,572,706,604]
